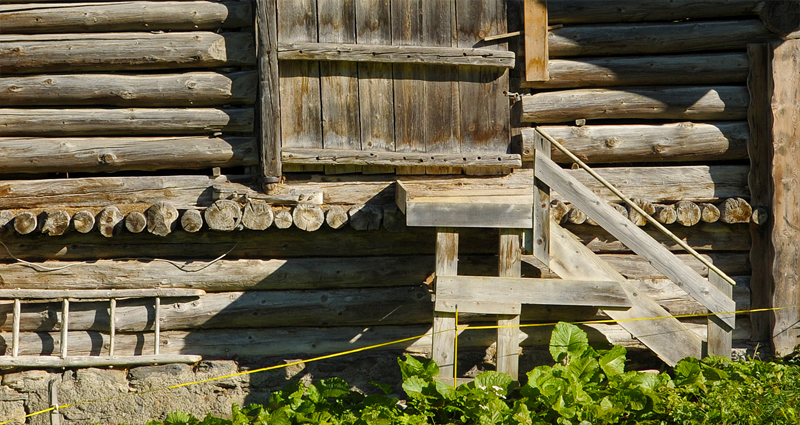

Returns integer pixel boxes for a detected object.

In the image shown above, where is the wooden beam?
[0,1,252,33]
[497,229,523,380]
[433,229,458,380]
[0,288,204,299]
[566,222,751,252]
[547,0,762,24]
[521,123,749,164]
[277,42,515,68]
[521,53,748,89]
[400,194,532,228]
[435,276,630,309]
[284,148,522,168]
[760,0,800,38]
[0,355,202,368]
[523,0,548,81]
[707,272,734,358]
[257,0,281,186]
[0,137,257,174]
[0,32,255,74]
[536,154,736,329]
[545,20,773,58]
[0,72,256,107]
[0,108,254,136]
[521,86,749,123]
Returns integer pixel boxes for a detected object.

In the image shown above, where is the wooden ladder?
[1,288,204,368]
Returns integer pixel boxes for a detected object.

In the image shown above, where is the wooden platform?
[395,181,533,228]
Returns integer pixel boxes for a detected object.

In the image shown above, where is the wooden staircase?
[396,128,736,379]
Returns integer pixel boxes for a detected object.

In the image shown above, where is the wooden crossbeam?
[0,355,202,368]
[0,288,205,300]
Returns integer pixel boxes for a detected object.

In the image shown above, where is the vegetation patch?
[137,323,800,425]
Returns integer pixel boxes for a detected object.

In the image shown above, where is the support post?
[12,299,20,357]
[497,229,522,380]
[524,0,548,82]
[433,228,458,382]
[533,130,551,265]
[747,40,800,356]
[109,298,116,356]
[257,0,282,191]
[49,379,60,425]
[707,271,734,358]
[60,299,69,359]
[154,297,161,355]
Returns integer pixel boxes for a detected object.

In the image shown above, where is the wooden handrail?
[535,127,737,287]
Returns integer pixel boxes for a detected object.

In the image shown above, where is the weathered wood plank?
[548,220,703,365]
[566,222,751,252]
[546,20,773,58]
[257,0,281,185]
[0,108,254,136]
[521,53,748,89]
[283,148,521,167]
[278,42,515,67]
[707,271,734,358]
[524,0,548,82]
[522,86,749,123]
[0,32,255,74]
[536,155,736,329]
[522,122,749,164]
[0,288,203,299]
[594,252,751,279]
[402,195,532,228]
[433,229,458,380]
[0,71,256,107]
[497,228,522,380]
[0,137,257,174]
[0,1,252,33]
[355,0,394,175]
[0,355,202,368]
[547,0,762,24]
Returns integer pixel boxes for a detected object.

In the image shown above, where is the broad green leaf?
[316,377,351,399]
[566,356,600,384]
[550,322,589,363]
[599,345,627,377]
[398,354,438,380]
[475,371,514,395]
[165,411,197,425]
[433,380,457,400]
[402,376,427,399]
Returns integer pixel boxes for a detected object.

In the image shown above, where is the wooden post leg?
[12,299,20,357]
[60,299,69,359]
[498,229,522,380]
[50,379,61,425]
[433,228,458,381]
[154,297,161,355]
[533,130,551,265]
[109,298,116,356]
[707,271,734,358]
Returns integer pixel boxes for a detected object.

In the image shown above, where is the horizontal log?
[520,53,748,89]
[0,71,256,107]
[278,42,515,68]
[522,87,749,123]
[0,1,252,34]
[546,20,774,58]
[0,108,254,136]
[1,321,752,358]
[547,0,762,24]
[566,165,749,203]
[759,0,800,37]
[594,252,751,279]
[0,136,257,174]
[521,122,749,163]
[563,222,751,252]
[0,32,255,74]
[0,288,204,299]
[283,148,522,168]
[0,355,202,368]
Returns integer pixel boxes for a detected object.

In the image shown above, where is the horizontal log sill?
[0,355,202,368]
[0,288,205,300]
[282,148,522,167]
[278,42,515,68]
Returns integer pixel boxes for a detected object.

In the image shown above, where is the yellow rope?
[1,304,795,425]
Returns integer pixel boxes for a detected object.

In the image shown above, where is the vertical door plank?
[707,271,733,358]
[257,0,282,185]
[497,229,521,380]
[523,0,548,82]
[392,0,426,175]
[277,0,322,172]
[356,0,395,174]
[456,0,511,175]
[533,131,551,265]
[433,228,459,381]
[318,0,361,174]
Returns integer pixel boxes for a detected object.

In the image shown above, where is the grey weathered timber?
[72,210,95,234]
[536,155,736,329]
[214,181,323,205]
[13,211,37,235]
[0,1,252,33]
[278,42,515,67]
[204,200,242,231]
[699,203,721,223]
[0,32,255,74]
[548,220,703,365]
[180,209,204,233]
[547,0,762,24]
[256,0,281,185]
[276,0,322,172]
[324,205,349,229]
[545,20,773,58]
[317,0,360,175]
[125,211,147,234]
[521,86,749,123]
[0,288,203,299]
[759,0,800,37]
[566,222,751,253]
[283,148,522,168]
[675,201,702,227]
[146,202,179,236]
[0,355,202,368]
[597,252,751,279]
[0,175,225,209]
[355,0,394,174]
[522,123,749,164]
[0,108,254,136]
[241,200,273,230]
[0,137,257,173]
[293,203,324,232]
[433,228,458,381]
[347,205,382,231]
[626,199,655,227]
[434,276,630,310]
[524,0,548,82]
[521,53,748,89]
[96,206,123,237]
[707,272,734,358]
[497,229,523,380]
[272,208,293,229]
[533,132,551,264]
[0,72,256,107]
[718,197,752,223]
[41,210,70,236]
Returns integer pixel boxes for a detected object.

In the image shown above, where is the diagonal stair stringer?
[548,220,702,366]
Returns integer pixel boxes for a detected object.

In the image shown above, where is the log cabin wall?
[513,0,781,353]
